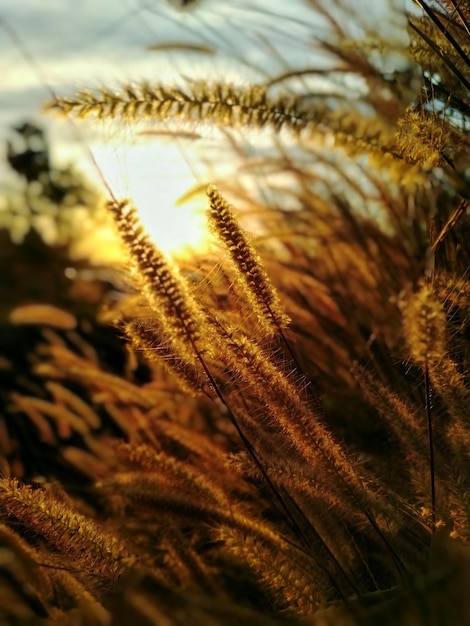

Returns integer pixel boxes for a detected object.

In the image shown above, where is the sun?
[86,131,211,259]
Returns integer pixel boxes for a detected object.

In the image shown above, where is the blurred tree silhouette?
[0,122,128,478]
[3,121,100,247]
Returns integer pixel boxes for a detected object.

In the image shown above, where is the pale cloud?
[0,0,323,137]
[0,0,416,253]
[1,0,409,123]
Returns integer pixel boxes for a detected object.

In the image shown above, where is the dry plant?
[1,1,470,624]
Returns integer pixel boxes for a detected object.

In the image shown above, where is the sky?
[0,0,415,255]
[1,0,338,134]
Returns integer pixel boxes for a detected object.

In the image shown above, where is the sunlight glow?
[88,136,211,258]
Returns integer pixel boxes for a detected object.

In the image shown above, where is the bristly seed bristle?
[206,184,290,334]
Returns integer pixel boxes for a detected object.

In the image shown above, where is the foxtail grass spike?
[207,184,290,334]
